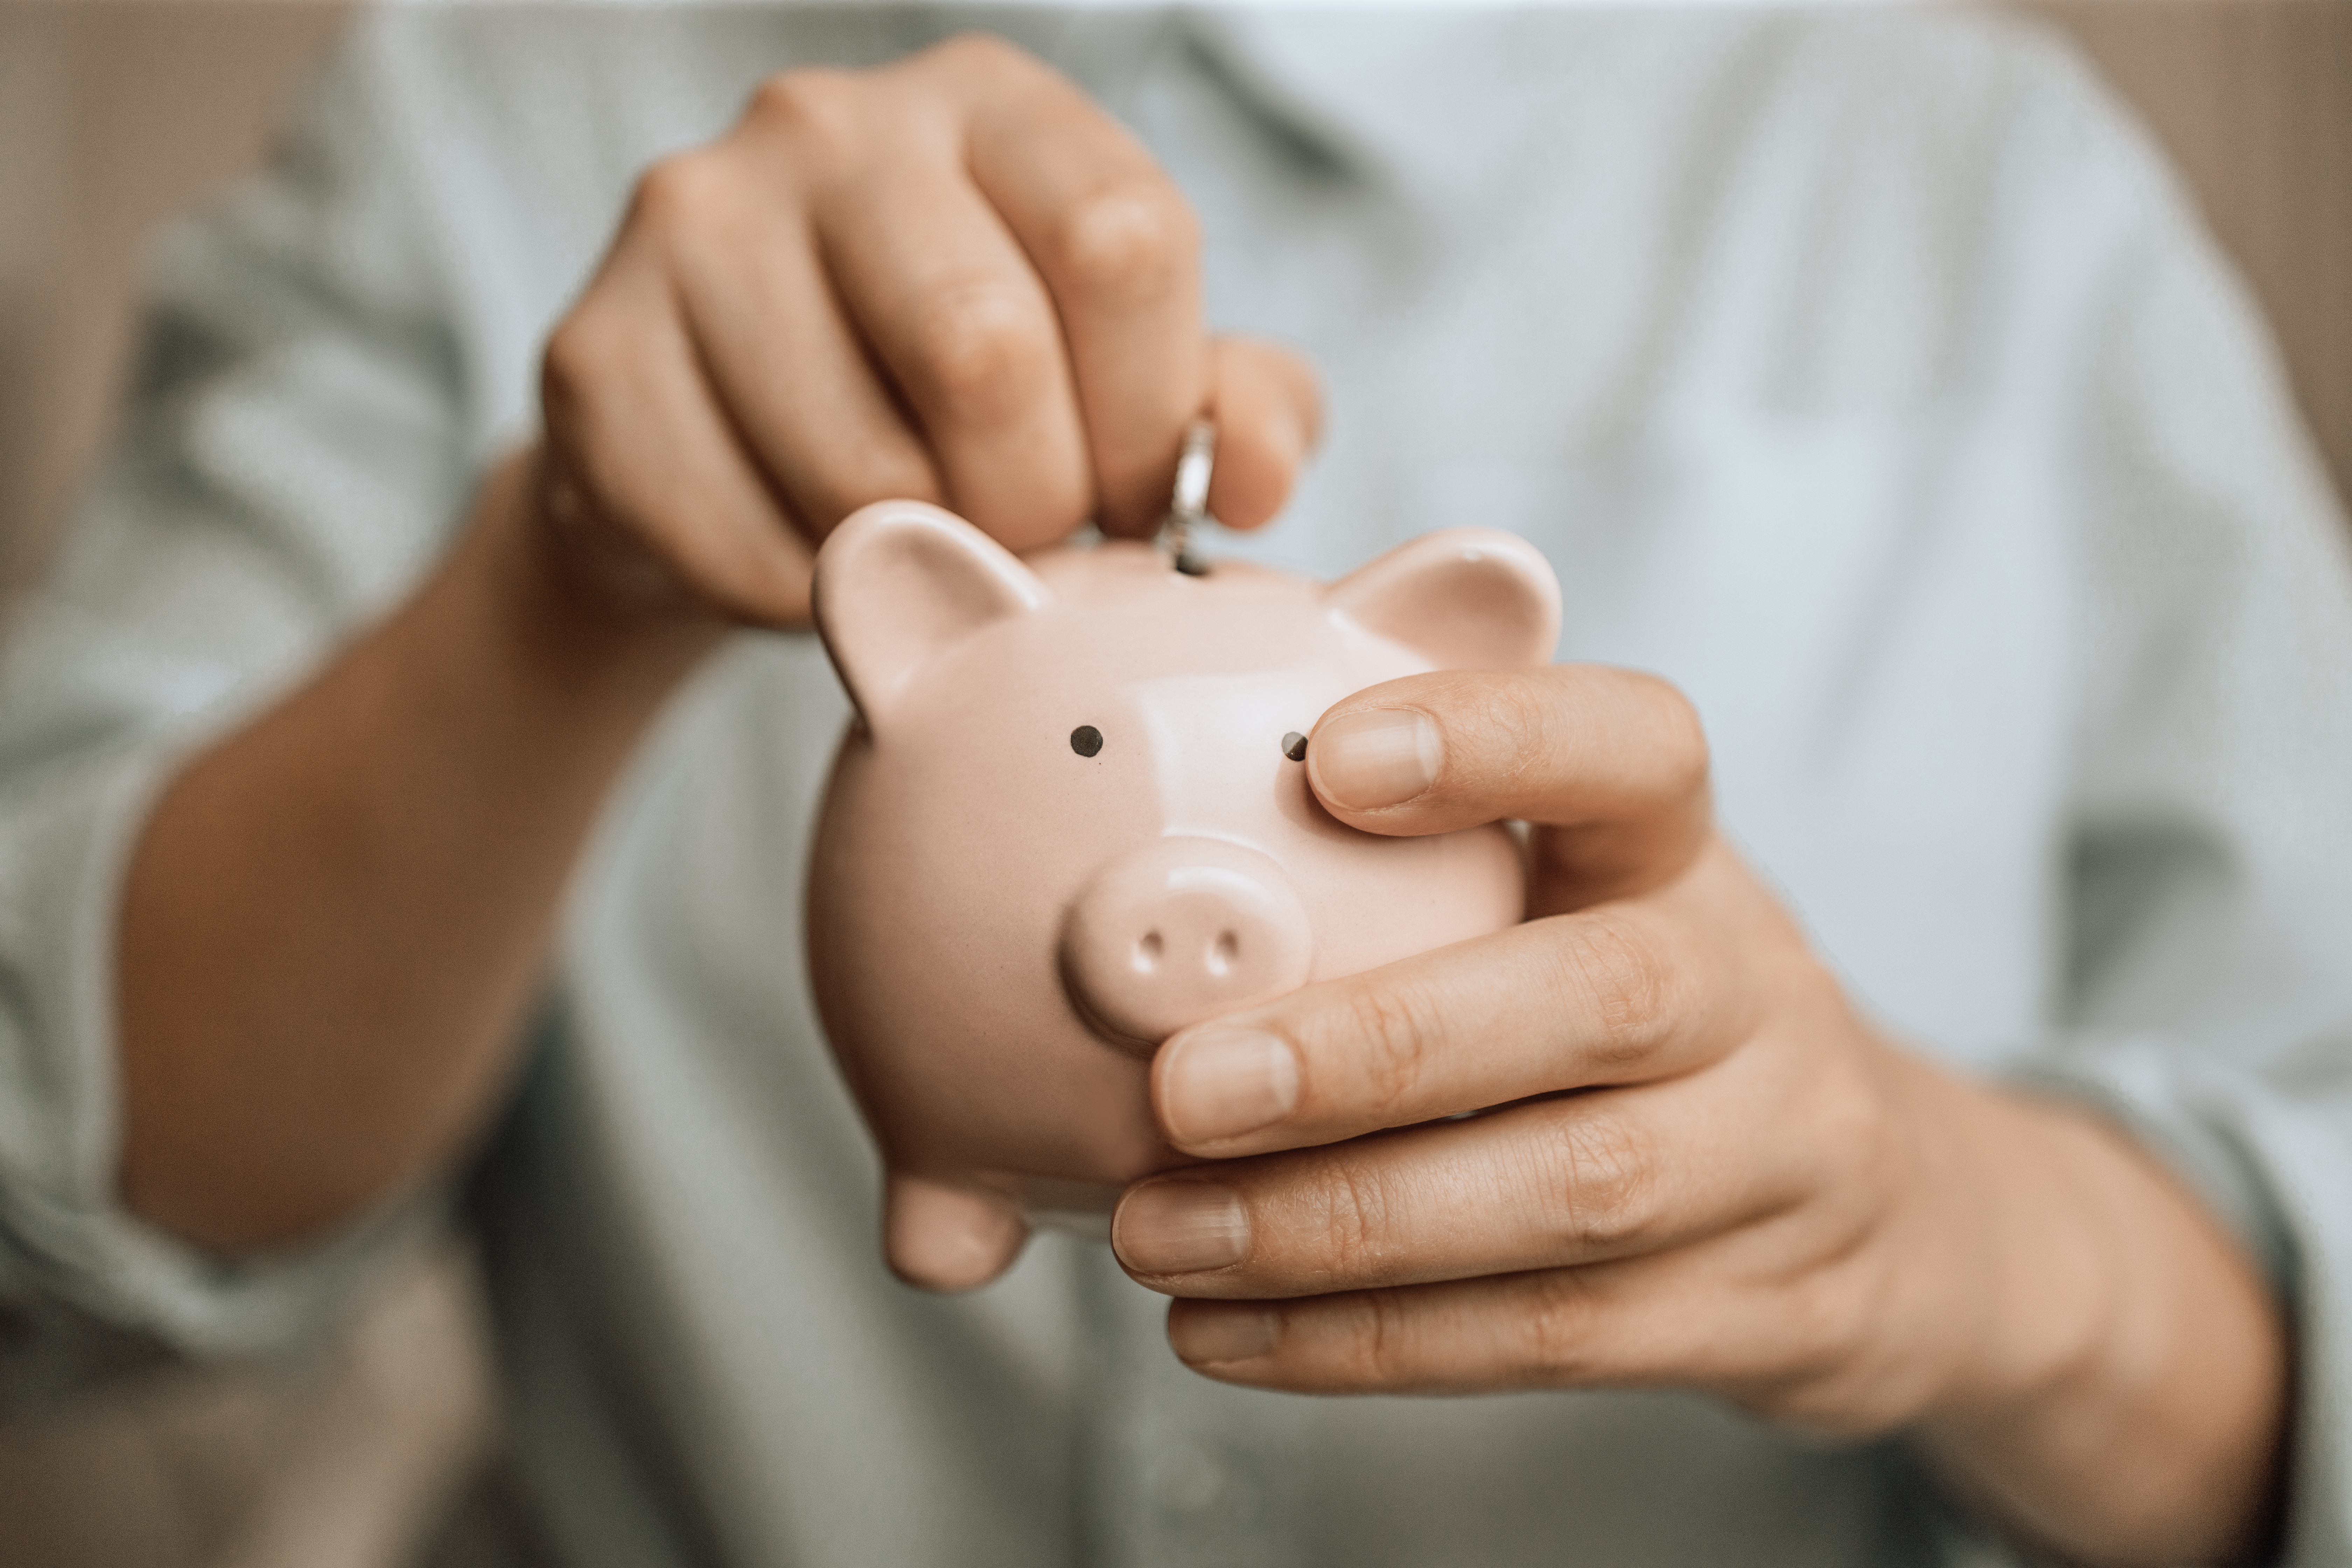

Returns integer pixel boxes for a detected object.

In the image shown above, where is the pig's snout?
[1060,838,1314,1052]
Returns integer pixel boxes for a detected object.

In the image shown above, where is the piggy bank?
[805,500,1561,1290]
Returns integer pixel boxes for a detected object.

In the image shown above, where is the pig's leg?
[884,1171,1029,1292]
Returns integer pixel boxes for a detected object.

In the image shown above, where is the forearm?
[1916,1073,2287,1566]
[117,449,723,1254]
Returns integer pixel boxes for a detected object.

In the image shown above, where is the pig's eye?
[1070,725,1105,758]
[1281,730,1308,762]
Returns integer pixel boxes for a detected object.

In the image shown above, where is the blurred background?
[0,3,2344,1565]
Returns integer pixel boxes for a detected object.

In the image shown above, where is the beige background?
[0,4,2345,1565]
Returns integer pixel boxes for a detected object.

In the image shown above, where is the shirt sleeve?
[0,19,483,1390]
[1998,38,2352,1563]
[0,0,941,1401]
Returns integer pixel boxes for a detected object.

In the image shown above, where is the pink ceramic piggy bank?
[806,500,1561,1290]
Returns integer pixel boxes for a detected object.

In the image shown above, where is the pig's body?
[806,505,1559,1289]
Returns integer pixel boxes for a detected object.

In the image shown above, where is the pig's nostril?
[1062,840,1314,1050]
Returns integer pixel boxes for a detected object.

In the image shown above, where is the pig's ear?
[1325,528,1561,669]
[812,500,1052,729]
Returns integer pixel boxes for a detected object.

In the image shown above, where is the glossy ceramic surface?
[805,500,1561,1290]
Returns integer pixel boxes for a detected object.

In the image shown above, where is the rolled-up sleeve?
[0,22,480,1388]
[0,0,918,1401]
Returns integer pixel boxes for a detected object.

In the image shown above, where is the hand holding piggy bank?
[806,502,1561,1290]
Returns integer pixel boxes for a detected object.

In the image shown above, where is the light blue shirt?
[3,8,2350,1565]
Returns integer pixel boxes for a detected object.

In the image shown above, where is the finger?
[651,145,945,538]
[1114,1055,1806,1296]
[1147,843,1784,1160]
[1203,336,1321,533]
[812,140,1090,550]
[958,47,1209,537]
[1161,1202,1905,1429]
[541,233,812,627]
[1306,666,1712,909]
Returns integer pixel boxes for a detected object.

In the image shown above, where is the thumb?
[1305,666,1713,908]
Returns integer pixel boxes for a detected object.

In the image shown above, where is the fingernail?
[1171,1304,1281,1366]
[1114,1182,1250,1275]
[1309,708,1442,810]
[1160,1027,1299,1147]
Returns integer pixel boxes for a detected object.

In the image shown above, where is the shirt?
[3,7,2350,1566]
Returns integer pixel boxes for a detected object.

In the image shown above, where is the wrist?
[1910,1076,2286,1563]
[1932,1082,2124,1425]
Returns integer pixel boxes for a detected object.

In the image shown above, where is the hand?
[532,33,1319,629]
[1110,667,2285,1566]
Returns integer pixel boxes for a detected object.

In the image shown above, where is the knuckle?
[1046,180,1196,301]
[538,313,642,467]
[538,314,605,416]
[1312,1160,1394,1281]
[1557,912,1676,1068]
[909,282,1056,422]
[629,149,731,234]
[1726,1212,1893,1413]
[1757,1274,1884,1423]
[746,68,859,147]
[1489,671,1561,741]
[1789,1273,1871,1372]
[1336,1288,1419,1385]
[1514,1270,1601,1378]
[1437,671,1553,780]
[926,31,1033,80]
[1545,1108,1660,1254]
[1333,981,1445,1122]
